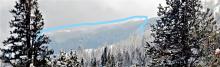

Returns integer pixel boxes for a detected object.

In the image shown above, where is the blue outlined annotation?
[42,16,148,33]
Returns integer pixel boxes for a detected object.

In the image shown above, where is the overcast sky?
[0,0,219,47]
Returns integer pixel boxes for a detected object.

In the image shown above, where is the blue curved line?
[42,16,148,33]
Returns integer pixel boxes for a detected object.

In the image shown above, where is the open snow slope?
[43,16,149,53]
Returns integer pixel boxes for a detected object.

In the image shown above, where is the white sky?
[0,0,166,27]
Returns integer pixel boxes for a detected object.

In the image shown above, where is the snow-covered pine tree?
[135,48,145,66]
[56,50,67,66]
[116,51,123,67]
[80,58,84,67]
[0,0,53,67]
[106,53,115,67]
[101,47,108,66]
[69,50,80,67]
[90,57,97,67]
[146,0,218,66]
[123,51,131,66]
[111,54,116,67]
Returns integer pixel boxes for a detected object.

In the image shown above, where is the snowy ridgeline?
[46,17,156,67]
[46,18,147,53]
[49,32,153,67]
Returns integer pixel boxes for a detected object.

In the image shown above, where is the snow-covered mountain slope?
[54,17,159,60]
[73,32,146,61]
[45,17,152,53]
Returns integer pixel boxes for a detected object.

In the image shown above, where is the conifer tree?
[123,51,130,66]
[56,50,67,66]
[146,0,218,66]
[0,0,53,67]
[107,54,115,67]
[105,50,117,67]
[116,52,123,67]
[80,58,84,67]
[69,50,80,67]
[101,47,107,66]
[90,57,97,67]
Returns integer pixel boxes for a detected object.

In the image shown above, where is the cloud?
[0,0,164,32]
[38,0,165,27]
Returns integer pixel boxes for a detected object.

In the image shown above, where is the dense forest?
[0,0,220,67]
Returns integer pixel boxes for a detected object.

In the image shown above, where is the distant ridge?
[42,16,148,33]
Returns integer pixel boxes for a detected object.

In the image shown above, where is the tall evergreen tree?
[107,53,115,67]
[146,0,218,66]
[69,50,80,67]
[90,57,97,67]
[56,50,67,66]
[116,52,123,67]
[123,51,131,66]
[80,58,84,67]
[0,0,53,67]
[101,47,108,66]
